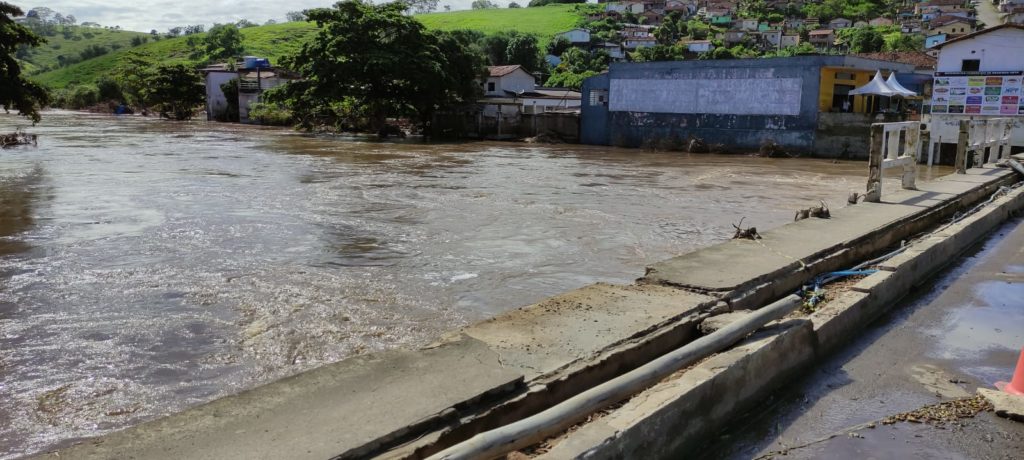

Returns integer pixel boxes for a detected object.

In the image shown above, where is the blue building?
[580,56,921,157]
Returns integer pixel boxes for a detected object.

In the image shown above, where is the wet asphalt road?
[704,218,1024,459]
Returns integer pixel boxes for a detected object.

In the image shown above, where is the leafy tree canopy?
[269,0,485,131]
[631,44,685,62]
[206,23,244,61]
[1,2,50,123]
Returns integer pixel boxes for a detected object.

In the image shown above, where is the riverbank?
[32,140,1023,458]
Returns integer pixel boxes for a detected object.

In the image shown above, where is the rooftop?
[932,23,1024,49]
[488,65,526,78]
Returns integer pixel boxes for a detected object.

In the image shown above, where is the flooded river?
[0,111,944,458]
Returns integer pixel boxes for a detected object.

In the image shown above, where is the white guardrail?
[954,118,1014,173]
[865,121,920,202]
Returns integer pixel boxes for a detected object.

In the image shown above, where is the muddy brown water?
[0,111,950,458]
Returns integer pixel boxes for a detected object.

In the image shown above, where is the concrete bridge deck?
[38,165,1022,460]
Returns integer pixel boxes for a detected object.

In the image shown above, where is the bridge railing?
[955,118,1014,173]
[865,121,921,202]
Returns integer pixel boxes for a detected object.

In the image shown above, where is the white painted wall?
[484,70,536,96]
[557,29,591,44]
[521,97,582,110]
[204,71,236,120]
[609,77,804,115]
[936,27,1024,72]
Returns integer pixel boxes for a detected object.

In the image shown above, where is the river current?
[0,111,947,457]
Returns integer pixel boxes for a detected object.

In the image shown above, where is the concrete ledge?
[540,176,1024,459]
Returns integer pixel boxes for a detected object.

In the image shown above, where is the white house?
[596,42,626,60]
[622,2,646,14]
[623,37,658,49]
[555,28,591,45]
[739,18,759,31]
[760,29,782,48]
[780,34,800,48]
[519,88,582,114]
[201,58,294,123]
[686,40,713,53]
[483,65,536,97]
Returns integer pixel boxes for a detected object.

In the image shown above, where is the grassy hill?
[18,25,150,74]
[417,4,585,45]
[33,22,319,89]
[32,5,586,90]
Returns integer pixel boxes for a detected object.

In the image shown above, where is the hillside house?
[685,40,713,53]
[925,33,948,48]
[201,57,296,124]
[483,65,536,97]
[761,29,783,48]
[829,18,852,29]
[623,37,658,49]
[642,11,665,25]
[596,42,626,60]
[808,29,835,46]
[915,0,968,15]
[869,17,893,27]
[555,28,591,45]
[724,29,747,44]
[1008,5,1024,24]
[929,15,975,35]
[739,18,759,31]
[999,0,1024,13]
[780,34,800,48]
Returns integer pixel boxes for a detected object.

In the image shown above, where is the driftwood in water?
[732,217,761,240]
[794,200,831,221]
[1,130,37,148]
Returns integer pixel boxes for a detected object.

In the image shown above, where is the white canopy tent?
[885,72,918,97]
[849,70,899,97]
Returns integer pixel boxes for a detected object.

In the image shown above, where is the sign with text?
[932,71,1024,116]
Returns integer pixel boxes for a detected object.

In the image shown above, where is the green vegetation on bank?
[33,4,588,91]
[416,4,586,46]
[16,25,148,74]
[33,21,318,89]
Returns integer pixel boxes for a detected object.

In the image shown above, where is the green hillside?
[416,4,585,44]
[18,25,149,74]
[32,5,586,90]
[33,22,319,88]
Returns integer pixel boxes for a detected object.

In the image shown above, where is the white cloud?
[7,1,490,32]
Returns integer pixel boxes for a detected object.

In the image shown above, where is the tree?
[471,0,498,9]
[404,0,439,13]
[546,36,571,57]
[206,23,244,60]
[847,27,884,53]
[142,63,204,120]
[286,10,307,22]
[631,44,685,62]
[235,19,258,28]
[167,26,182,37]
[1,2,50,123]
[269,0,485,131]
[505,34,541,72]
[545,47,608,90]
[509,2,522,7]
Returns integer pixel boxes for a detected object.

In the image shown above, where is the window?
[589,89,608,107]
[961,59,980,71]
[487,82,496,92]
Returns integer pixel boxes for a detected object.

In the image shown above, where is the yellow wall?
[930,23,971,35]
[818,67,880,113]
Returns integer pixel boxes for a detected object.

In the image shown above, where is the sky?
[9,1,490,33]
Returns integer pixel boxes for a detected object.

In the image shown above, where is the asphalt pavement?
[702,218,1024,460]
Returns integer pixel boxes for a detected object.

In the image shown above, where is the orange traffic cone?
[996,346,1024,395]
